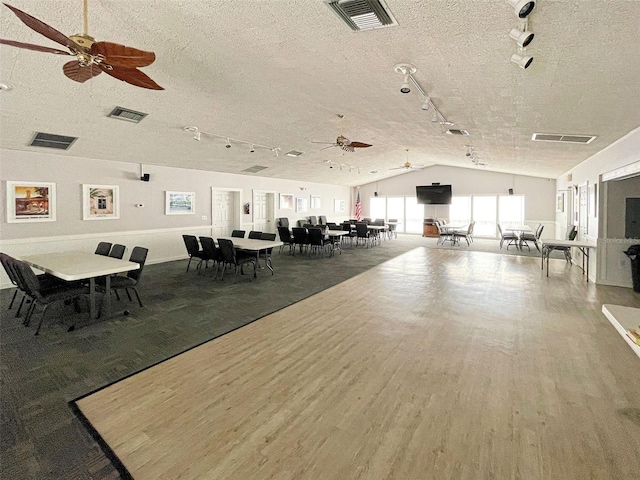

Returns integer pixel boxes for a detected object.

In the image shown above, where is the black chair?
[12,258,87,335]
[95,242,112,256]
[248,230,262,239]
[520,224,544,252]
[308,216,318,226]
[182,235,206,273]
[108,244,126,259]
[548,225,578,262]
[199,236,222,276]
[362,218,371,225]
[231,230,246,238]
[355,222,371,248]
[326,222,338,231]
[341,222,356,246]
[497,224,519,249]
[318,215,327,225]
[277,226,295,254]
[260,232,276,272]
[292,227,309,255]
[104,247,148,308]
[307,228,328,258]
[0,252,22,313]
[217,238,255,283]
[277,218,289,228]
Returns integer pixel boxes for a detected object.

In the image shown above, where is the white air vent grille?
[30,132,77,150]
[445,129,469,136]
[108,106,148,123]
[286,150,304,157]
[325,0,398,31]
[532,133,596,144]
[242,165,268,173]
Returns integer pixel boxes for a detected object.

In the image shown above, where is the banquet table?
[217,237,283,276]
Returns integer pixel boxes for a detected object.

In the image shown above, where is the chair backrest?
[307,228,323,246]
[565,225,577,240]
[568,228,578,241]
[182,235,200,256]
[127,247,148,282]
[326,222,338,230]
[199,236,218,260]
[355,222,368,237]
[95,242,112,256]
[372,219,384,226]
[468,221,475,235]
[0,253,19,287]
[292,227,308,244]
[535,224,544,239]
[217,238,236,264]
[277,226,292,242]
[308,216,318,225]
[231,230,245,238]
[342,223,351,231]
[108,244,126,259]
[260,232,276,241]
[318,215,327,225]
[11,259,43,301]
[277,218,289,228]
[497,223,504,236]
[248,231,262,239]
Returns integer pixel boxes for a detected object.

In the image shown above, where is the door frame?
[211,187,242,235]
[252,189,277,232]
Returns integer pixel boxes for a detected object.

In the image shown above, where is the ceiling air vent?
[286,150,304,157]
[445,129,469,136]
[242,165,268,173]
[30,132,77,150]
[532,133,597,144]
[325,0,398,31]
[108,106,148,123]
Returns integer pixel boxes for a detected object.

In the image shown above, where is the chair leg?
[8,289,18,309]
[35,303,50,336]
[128,287,143,307]
[186,257,192,273]
[16,295,27,317]
[23,300,37,326]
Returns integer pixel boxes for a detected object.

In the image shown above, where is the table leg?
[89,277,96,320]
[104,275,111,317]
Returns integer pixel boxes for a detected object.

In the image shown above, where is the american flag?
[355,190,361,221]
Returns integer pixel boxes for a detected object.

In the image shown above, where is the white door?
[212,190,236,237]
[578,183,588,239]
[253,191,275,233]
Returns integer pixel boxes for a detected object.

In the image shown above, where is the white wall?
[555,125,640,287]
[358,164,557,237]
[0,149,351,288]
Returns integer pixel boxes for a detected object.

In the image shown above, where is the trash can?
[624,244,640,292]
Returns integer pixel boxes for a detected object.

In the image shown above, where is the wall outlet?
[201,215,207,220]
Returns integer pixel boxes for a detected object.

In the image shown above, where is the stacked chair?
[217,238,256,283]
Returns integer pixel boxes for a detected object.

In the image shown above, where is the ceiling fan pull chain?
[83,0,89,36]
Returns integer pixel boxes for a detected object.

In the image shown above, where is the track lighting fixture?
[509,27,534,47]
[511,53,533,69]
[400,74,411,94]
[507,0,535,18]
[421,96,431,111]
[184,127,280,155]
[464,145,474,157]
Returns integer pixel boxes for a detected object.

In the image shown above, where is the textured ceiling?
[1,0,639,187]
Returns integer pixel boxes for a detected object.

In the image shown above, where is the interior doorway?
[252,190,276,233]
[211,188,242,237]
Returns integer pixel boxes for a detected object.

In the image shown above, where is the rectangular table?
[602,304,640,358]
[503,225,533,250]
[217,237,283,276]
[326,230,349,255]
[19,251,139,328]
[541,240,596,282]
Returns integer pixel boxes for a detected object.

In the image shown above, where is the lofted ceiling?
[1,0,639,187]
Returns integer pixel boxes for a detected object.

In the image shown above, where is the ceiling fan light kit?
[0,3,163,89]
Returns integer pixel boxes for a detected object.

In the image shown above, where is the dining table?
[541,239,595,282]
[326,230,349,255]
[217,237,283,276]
[439,224,466,246]
[503,225,532,250]
[18,251,140,330]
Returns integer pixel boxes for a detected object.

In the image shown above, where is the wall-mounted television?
[416,185,452,205]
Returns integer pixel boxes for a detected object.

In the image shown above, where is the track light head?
[509,28,534,47]
[511,53,533,69]
[400,74,411,94]
[194,130,201,141]
[464,145,474,157]
[250,144,255,153]
[393,63,416,94]
[508,0,535,18]
[225,138,231,148]
[421,96,431,110]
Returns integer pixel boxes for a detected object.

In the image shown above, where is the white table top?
[327,230,349,236]
[503,225,532,232]
[542,239,595,248]
[366,225,388,230]
[19,251,139,281]
[218,237,283,251]
[602,304,640,358]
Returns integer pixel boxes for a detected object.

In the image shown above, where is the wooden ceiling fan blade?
[349,142,372,148]
[63,61,101,83]
[3,3,80,50]
[0,38,71,55]
[92,42,156,68]
[101,65,164,90]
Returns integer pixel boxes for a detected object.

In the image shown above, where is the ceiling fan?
[389,149,426,171]
[0,1,163,90]
[312,114,372,152]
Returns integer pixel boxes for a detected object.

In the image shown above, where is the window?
[405,196,424,233]
[387,197,405,232]
[370,197,385,220]
[472,196,497,237]
[450,196,471,226]
[498,195,525,229]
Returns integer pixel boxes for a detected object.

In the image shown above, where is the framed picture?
[556,192,564,213]
[310,195,321,209]
[280,193,294,210]
[83,184,119,220]
[296,197,308,213]
[165,191,195,215]
[334,199,345,213]
[6,181,56,223]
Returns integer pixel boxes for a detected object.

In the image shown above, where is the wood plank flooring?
[76,247,640,480]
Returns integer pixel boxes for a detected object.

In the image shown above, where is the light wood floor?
[76,248,640,480]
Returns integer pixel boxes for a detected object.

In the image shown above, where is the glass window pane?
[450,196,471,225]
[387,197,405,232]
[370,197,385,220]
[498,195,525,228]
[405,196,424,234]
[472,195,497,237]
